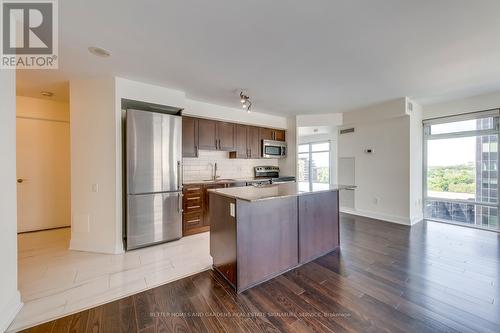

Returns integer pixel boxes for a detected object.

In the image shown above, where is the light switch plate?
[229,203,235,217]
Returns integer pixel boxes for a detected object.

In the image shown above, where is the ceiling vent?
[340,128,355,135]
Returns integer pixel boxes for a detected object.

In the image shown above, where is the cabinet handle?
[218,139,221,149]
[186,187,201,191]
[186,219,201,224]
[187,197,200,200]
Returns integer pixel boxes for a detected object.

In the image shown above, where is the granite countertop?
[183,177,271,185]
[208,183,356,202]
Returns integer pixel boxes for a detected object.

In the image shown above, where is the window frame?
[423,109,500,230]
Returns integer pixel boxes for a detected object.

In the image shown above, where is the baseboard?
[1,290,22,333]
[410,215,424,225]
[69,238,123,254]
[340,207,412,225]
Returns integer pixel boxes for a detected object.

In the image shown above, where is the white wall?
[409,99,423,224]
[70,77,122,254]
[184,98,287,129]
[339,115,411,224]
[16,96,69,121]
[423,90,500,119]
[337,97,423,225]
[279,116,297,177]
[0,71,22,332]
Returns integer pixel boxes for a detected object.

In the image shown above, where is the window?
[298,141,330,191]
[424,110,500,231]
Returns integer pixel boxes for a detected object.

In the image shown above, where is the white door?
[16,117,71,233]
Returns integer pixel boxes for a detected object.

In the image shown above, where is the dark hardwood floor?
[22,214,500,333]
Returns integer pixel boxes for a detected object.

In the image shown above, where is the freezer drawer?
[126,109,182,194]
[126,192,182,250]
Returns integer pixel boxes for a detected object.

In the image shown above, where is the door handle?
[178,193,183,213]
[17,178,24,183]
[177,161,182,190]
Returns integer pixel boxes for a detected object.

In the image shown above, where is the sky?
[427,137,475,167]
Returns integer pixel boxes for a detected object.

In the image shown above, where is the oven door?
[262,140,287,158]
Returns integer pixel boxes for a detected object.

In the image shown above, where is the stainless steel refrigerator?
[125,109,182,250]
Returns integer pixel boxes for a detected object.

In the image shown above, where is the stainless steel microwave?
[262,140,287,158]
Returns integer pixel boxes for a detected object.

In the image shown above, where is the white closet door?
[16,117,70,232]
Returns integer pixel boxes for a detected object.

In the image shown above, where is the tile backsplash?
[183,150,278,182]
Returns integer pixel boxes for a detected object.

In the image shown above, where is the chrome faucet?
[211,162,220,181]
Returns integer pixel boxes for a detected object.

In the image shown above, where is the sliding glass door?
[298,141,330,191]
[424,111,500,231]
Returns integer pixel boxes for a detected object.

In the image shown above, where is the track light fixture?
[240,91,252,113]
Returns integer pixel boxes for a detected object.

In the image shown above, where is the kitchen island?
[209,183,354,293]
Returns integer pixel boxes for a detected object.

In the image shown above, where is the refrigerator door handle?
[178,193,183,213]
[177,161,182,190]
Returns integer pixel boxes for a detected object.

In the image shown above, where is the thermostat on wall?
[364,149,373,154]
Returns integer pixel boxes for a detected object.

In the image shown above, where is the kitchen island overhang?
[208,183,354,293]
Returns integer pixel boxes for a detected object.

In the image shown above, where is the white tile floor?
[8,228,212,332]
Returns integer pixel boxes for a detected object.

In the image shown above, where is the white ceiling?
[16,0,500,115]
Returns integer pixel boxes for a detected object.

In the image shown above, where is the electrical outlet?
[230,203,235,217]
[92,184,99,193]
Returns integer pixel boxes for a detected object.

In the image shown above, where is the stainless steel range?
[254,166,296,184]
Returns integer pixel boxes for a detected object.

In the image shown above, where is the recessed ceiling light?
[88,46,111,58]
[40,91,54,97]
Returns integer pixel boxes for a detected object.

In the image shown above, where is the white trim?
[423,108,499,125]
[1,290,22,333]
[340,207,413,226]
[69,238,124,254]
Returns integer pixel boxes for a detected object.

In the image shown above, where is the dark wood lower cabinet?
[182,182,228,236]
[182,185,208,236]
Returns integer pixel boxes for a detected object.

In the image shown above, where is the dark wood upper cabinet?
[181,116,285,158]
[182,117,198,158]
[234,124,249,158]
[248,126,260,158]
[274,129,286,141]
[216,122,235,151]
[198,118,217,150]
[260,127,285,142]
[259,127,274,141]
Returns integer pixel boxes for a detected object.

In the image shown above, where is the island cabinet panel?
[298,191,339,264]
[203,183,226,228]
[182,117,198,157]
[236,197,298,292]
[209,193,237,287]
[198,118,217,150]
